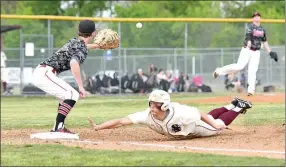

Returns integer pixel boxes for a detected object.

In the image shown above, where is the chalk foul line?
[58,139,285,155]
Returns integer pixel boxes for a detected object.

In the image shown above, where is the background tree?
[1,1,284,51]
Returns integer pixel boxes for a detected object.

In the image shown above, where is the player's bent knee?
[207,114,215,121]
[234,64,245,71]
[215,119,226,128]
[64,89,80,102]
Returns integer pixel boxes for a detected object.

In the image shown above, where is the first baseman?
[213,12,278,96]
[88,90,252,139]
[33,20,101,134]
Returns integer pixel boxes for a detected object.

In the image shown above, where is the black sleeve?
[69,42,85,64]
[71,53,84,63]
[245,24,253,41]
[262,29,267,42]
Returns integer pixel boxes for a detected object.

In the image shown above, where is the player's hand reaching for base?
[88,117,99,131]
[79,86,88,99]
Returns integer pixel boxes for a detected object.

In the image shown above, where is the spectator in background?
[156,69,167,84]
[1,50,8,94]
[129,68,146,93]
[192,76,203,87]
[166,70,175,93]
[225,73,243,93]
[145,68,158,92]
[156,69,169,92]
[138,68,148,83]
[240,73,247,88]
[177,72,186,92]
[184,74,191,92]
[149,64,158,75]
[189,76,203,92]
[110,72,119,87]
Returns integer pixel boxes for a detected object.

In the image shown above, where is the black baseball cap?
[252,12,261,18]
[78,20,95,34]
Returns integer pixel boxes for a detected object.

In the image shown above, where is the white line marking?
[58,139,285,155]
[59,139,103,145]
[120,141,285,154]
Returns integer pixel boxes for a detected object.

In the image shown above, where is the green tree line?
[1,1,284,51]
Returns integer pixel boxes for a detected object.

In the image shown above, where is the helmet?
[148,90,171,111]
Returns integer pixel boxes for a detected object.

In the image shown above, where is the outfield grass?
[1,144,284,166]
[1,94,284,130]
[1,94,285,166]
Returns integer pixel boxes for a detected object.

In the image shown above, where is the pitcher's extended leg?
[214,48,251,77]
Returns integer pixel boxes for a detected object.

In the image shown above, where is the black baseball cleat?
[51,127,75,134]
[247,92,254,96]
[231,97,239,106]
[236,99,252,114]
[212,68,219,79]
[231,97,251,107]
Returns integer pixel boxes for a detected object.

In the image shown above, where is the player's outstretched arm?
[86,43,100,50]
[88,116,134,131]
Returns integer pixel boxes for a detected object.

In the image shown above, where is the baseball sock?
[53,99,76,131]
[208,104,235,119]
[218,107,242,126]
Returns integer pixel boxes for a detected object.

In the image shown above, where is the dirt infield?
[1,125,285,159]
[1,93,285,160]
[179,93,285,104]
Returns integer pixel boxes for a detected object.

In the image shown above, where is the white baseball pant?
[1,67,8,82]
[216,47,260,94]
[192,115,225,137]
[32,65,79,102]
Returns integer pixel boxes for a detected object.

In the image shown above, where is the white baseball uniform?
[128,102,223,139]
[33,65,79,101]
[216,23,267,94]
[32,38,88,102]
[1,51,8,82]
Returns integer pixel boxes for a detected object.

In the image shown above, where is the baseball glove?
[269,51,278,62]
[94,29,120,50]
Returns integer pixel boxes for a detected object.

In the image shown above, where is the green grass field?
[1,93,285,166]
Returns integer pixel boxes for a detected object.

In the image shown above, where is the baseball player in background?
[213,12,278,96]
[1,50,8,94]
[88,90,252,139]
[33,20,101,134]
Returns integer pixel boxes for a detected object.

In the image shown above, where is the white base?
[30,132,80,140]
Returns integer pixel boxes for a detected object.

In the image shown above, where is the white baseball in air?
[136,22,142,29]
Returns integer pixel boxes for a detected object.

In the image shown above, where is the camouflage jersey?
[40,38,88,74]
[243,23,267,50]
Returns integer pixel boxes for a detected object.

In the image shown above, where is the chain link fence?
[4,46,285,94]
[1,18,285,95]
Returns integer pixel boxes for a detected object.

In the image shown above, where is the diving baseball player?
[88,90,252,139]
[33,20,102,134]
[213,12,278,96]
